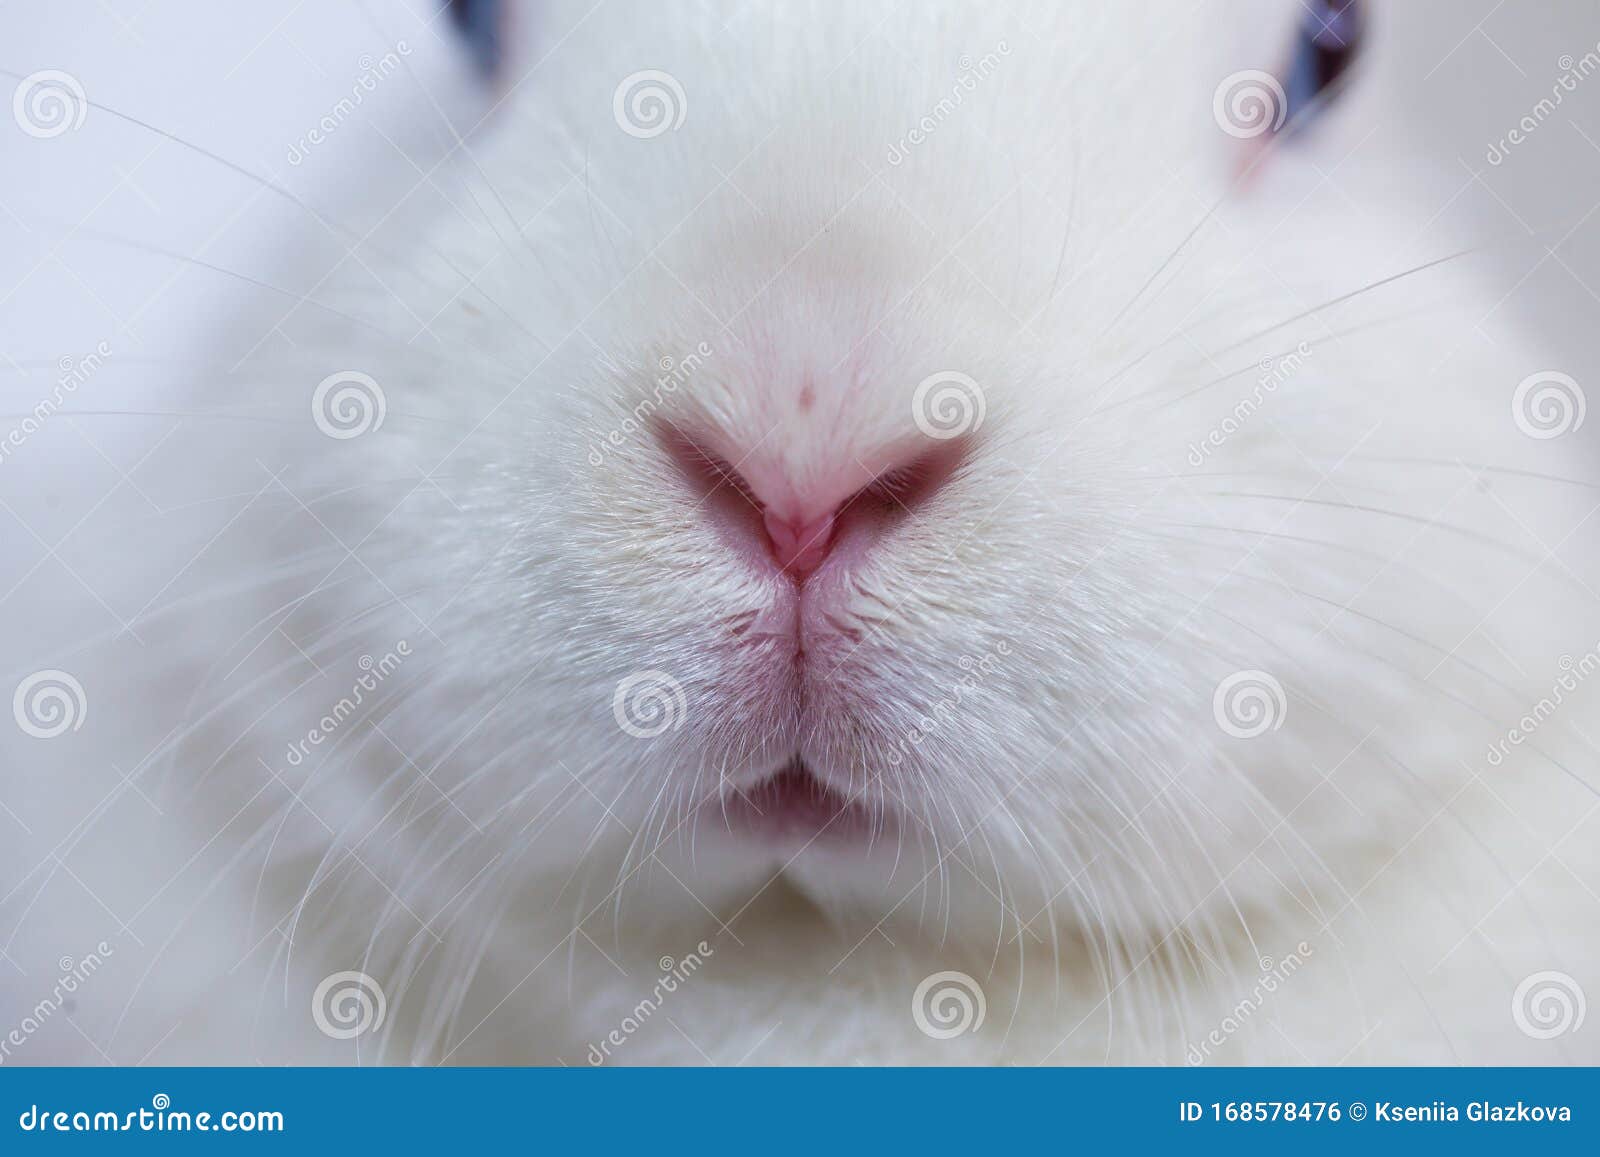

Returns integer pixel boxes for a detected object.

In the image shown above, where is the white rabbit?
[3,0,1597,1065]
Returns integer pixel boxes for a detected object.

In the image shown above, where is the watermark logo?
[1512,370,1585,439]
[612,670,688,739]
[17,1093,282,1133]
[586,341,712,466]
[613,70,687,139]
[1212,670,1286,739]
[912,371,985,440]
[311,970,387,1039]
[1187,342,1311,467]
[1187,942,1314,1064]
[287,41,412,165]
[1485,646,1600,768]
[12,70,87,139]
[586,941,715,1064]
[1212,69,1286,139]
[885,641,1011,766]
[885,41,1011,165]
[911,970,986,1039]
[0,941,114,1065]
[312,370,386,439]
[1511,970,1585,1039]
[1486,45,1600,166]
[13,670,86,739]
[0,341,112,468]
[283,642,411,768]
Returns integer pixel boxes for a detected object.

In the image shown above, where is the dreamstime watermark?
[1510,970,1585,1039]
[586,341,713,465]
[0,340,112,467]
[1511,370,1585,439]
[12,70,87,139]
[612,70,687,139]
[286,42,412,165]
[1486,45,1600,166]
[312,370,386,439]
[1485,645,1600,768]
[1212,69,1287,139]
[17,1094,282,1134]
[0,941,115,1064]
[885,42,1011,166]
[282,641,411,768]
[911,970,986,1039]
[12,670,86,739]
[1186,341,1312,467]
[1212,670,1287,739]
[912,370,985,439]
[885,641,1011,766]
[311,970,387,1040]
[1186,941,1314,1064]
[612,670,688,739]
[585,941,714,1063]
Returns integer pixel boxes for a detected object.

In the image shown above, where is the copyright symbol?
[1349,1102,1367,1121]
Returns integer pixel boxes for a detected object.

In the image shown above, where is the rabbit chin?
[629,819,1030,941]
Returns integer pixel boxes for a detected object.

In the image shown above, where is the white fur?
[4,1,1598,1066]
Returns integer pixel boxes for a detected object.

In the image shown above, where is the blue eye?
[1280,0,1365,135]
[447,0,503,80]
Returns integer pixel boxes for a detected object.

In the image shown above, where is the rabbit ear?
[446,0,506,80]
[1278,0,1365,138]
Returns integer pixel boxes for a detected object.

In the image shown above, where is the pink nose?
[762,510,836,580]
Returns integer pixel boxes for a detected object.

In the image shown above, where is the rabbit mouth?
[712,757,888,845]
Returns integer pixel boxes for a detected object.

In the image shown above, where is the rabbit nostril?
[659,427,756,503]
[653,419,970,585]
[762,510,836,580]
